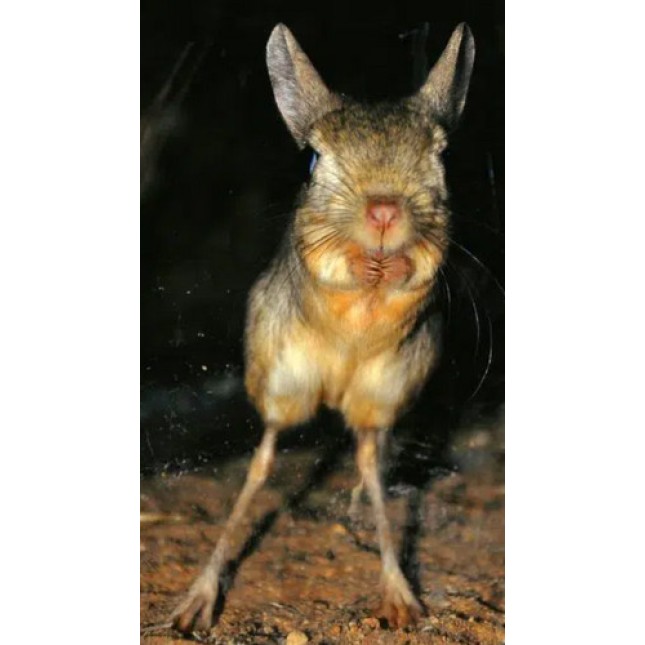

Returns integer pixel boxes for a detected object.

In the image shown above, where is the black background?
[141,0,504,478]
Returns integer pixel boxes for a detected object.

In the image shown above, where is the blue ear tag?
[309,151,319,174]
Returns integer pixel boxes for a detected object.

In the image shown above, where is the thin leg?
[172,427,278,632]
[348,477,365,520]
[348,430,387,521]
[355,429,422,628]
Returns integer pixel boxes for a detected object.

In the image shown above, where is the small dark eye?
[309,151,319,174]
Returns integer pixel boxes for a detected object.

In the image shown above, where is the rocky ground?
[140,429,504,645]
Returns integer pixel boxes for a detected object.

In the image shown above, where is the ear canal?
[418,23,476,130]
[266,24,341,148]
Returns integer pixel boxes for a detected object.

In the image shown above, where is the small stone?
[329,624,342,637]
[285,630,309,645]
[361,617,380,630]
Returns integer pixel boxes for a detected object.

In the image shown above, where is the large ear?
[266,24,341,148]
[417,23,475,130]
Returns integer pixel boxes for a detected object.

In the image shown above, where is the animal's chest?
[295,287,428,406]
[307,285,427,346]
[273,310,435,414]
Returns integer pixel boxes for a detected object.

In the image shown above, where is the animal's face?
[305,103,450,259]
[266,23,474,288]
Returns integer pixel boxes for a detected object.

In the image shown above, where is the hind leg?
[171,427,278,632]
[348,429,387,522]
[355,428,422,628]
[172,345,322,634]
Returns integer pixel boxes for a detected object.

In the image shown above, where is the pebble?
[285,630,309,645]
[330,523,348,535]
[329,624,342,637]
[361,617,380,629]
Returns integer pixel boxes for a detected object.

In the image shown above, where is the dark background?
[140,1,504,478]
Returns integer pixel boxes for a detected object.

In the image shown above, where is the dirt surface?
[141,443,504,644]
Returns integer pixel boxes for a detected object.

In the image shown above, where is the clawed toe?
[376,595,423,628]
[375,577,423,629]
[171,578,218,633]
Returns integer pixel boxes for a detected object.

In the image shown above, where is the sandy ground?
[140,439,504,644]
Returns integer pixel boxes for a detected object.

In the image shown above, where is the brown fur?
[244,99,450,431]
[172,22,475,633]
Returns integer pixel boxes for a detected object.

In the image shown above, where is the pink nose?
[366,199,401,230]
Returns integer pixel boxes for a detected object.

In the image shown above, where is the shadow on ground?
[140,411,504,645]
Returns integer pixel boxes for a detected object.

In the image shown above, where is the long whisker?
[297,220,351,240]
[438,266,452,329]
[443,252,497,401]
[468,308,494,401]
[284,229,347,287]
[417,226,449,254]
[445,260,481,360]
[449,239,505,297]
[279,230,345,295]
[301,229,348,265]
[297,231,340,256]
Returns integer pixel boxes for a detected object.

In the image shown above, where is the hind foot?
[377,591,423,628]
[171,573,219,633]
[376,570,423,628]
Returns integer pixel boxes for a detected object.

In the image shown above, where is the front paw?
[379,254,413,285]
[349,253,384,286]
[171,574,219,633]
[349,252,413,287]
